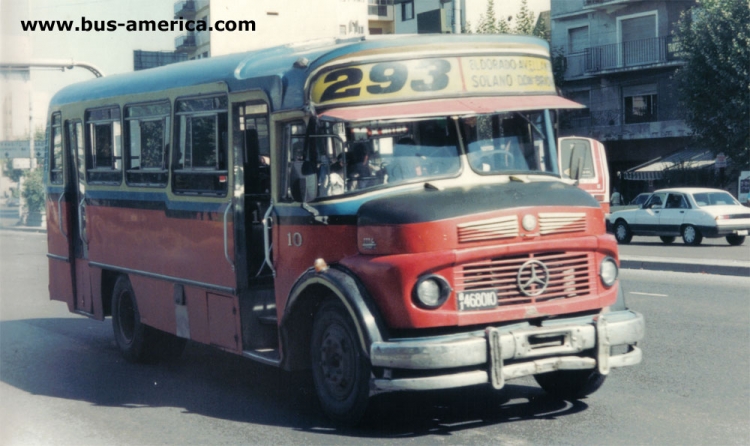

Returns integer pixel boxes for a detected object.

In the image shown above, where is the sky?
[2,0,551,121]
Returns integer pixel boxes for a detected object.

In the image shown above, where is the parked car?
[629,193,652,206]
[607,188,750,246]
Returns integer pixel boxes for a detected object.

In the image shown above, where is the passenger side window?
[49,113,63,185]
[283,121,308,201]
[124,102,170,187]
[173,95,228,196]
[85,106,122,184]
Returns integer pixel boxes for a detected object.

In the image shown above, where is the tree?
[475,0,500,34]
[673,0,750,169]
[513,0,536,36]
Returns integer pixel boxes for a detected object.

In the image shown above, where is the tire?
[726,234,746,246]
[311,300,371,425]
[614,220,632,244]
[659,236,676,244]
[681,225,703,246]
[534,368,607,400]
[111,275,186,363]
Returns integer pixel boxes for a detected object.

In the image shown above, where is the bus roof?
[50,34,551,113]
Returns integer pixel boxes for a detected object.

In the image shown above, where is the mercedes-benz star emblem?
[517,259,550,297]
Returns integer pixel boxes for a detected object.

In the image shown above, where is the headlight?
[600,257,619,287]
[413,275,451,309]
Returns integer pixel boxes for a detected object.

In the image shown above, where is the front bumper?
[370,310,644,391]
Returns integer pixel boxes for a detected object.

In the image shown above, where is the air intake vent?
[457,216,519,243]
[538,212,586,235]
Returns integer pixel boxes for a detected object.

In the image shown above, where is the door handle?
[57,193,68,238]
[223,202,234,271]
[262,204,276,277]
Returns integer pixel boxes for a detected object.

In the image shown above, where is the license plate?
[737,230,749,236]
[458,290,498,311]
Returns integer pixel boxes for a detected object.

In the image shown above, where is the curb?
[620,256,750,277]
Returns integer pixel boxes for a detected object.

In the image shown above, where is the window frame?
[171,94,229,196]
[84,106,123,185]
[401,0,414,21]
[49,112,64,185]
[123,100,171,188]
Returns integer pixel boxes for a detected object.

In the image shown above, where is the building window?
[624,94,657,124]
[402,1,414,21]
[173,95,228,195]
[340,24,347,35]
[568,26,588,54]
[85,106,122,184]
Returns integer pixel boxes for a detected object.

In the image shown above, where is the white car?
[607,187,750,246]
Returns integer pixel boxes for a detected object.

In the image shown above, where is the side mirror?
[568,147,585,183]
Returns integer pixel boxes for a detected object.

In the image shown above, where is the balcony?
[368,0,394,20]
[583,0,638,9]
[174,34,196,52]
[560,107,691,141]
[175,0,208,18]
[564,36,684,78]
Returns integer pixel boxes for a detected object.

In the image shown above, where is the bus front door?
[66,120,92,315]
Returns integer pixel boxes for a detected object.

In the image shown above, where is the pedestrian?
[611,188,622,206]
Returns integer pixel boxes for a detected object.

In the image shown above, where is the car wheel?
[726,234,746,246]
[681,225,703,246]
[659,236,676,244]
[534,368,606,400]
[311,299,371,425]
[614,220,632,244]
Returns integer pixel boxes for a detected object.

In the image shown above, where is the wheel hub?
[319,324,355,400]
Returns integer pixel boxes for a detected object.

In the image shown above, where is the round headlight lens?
[413,275,451,309]
[600,257,619,287]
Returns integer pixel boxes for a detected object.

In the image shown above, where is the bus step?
[258,315,278,325]
[243,348,281,366]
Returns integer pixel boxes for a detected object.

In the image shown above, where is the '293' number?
[319,59,452,102]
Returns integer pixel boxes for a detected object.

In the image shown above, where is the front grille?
[454,251,594,306]
[538,212,587,235]
[457,215,519,243]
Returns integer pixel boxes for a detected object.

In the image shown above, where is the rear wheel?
[726,234,746,246]
[111,275,185,362]
[659,236,676,244]
[614,220,632,244]
[311,300,371,425]
[682,225,703,246]
[534,368,606,400]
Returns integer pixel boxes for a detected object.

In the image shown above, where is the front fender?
[279,265,388,370]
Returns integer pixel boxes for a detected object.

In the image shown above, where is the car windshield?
[461,111,557,175]
[691,191,739,206]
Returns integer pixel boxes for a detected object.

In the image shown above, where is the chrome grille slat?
[454,252,594,305]
[457,216,518,243]
[538,212,587,235]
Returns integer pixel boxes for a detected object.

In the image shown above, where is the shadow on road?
[1,317,588,437]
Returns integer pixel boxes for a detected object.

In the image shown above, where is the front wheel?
[659,236,676,244]
[726,234,746,246]
[311,300,371,425]
[614,220,633,244]
[534,368,606,400]
[682,225,703,246]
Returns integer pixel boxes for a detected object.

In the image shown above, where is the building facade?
[550,0,696,191]
[172,0,466,59]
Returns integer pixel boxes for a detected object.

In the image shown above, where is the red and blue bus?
[45,34,643,424]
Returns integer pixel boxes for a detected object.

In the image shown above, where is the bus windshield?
[314,111,558,198]
[462,111,556,176]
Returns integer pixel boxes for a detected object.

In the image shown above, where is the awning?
[623,148,715,181]
[318,95,585,122]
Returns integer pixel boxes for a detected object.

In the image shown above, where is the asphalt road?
[1,231,749,444]
[619,235,750,263]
